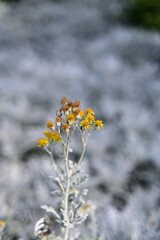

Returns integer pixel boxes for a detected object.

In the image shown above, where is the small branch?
[44,147,65,194]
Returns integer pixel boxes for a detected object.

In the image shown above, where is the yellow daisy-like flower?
[85,114,95,123]
[0,220,6,227]
[86,108,95,115]
[94,120,104,130]
[80,120,91,130]
[52,132,61,143]
[37,138,49,147]
[44,131,53,140]
[46,121,55,130]
[66,113,75,124]
[79,110,85,119]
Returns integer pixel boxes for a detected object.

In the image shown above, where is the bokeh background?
[1,0,160,239]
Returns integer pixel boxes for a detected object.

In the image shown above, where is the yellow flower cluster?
[80,108,103,131]
[37,120,61,147]
[37,139,49,147]
[37,97,103,147]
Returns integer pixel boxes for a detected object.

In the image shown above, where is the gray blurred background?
[1,0,160,239]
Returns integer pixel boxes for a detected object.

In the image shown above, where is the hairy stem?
[63,134,71,240]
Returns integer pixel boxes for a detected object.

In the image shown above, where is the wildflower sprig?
[35,98,103,240]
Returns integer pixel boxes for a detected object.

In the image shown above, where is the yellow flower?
[44,131,53,140]
[37,138,49,147]
[46,121,55,130]
[80,120,91,130]
[86,108,95,115]
[52,132,61,143]
[66,113,75,124]
[78,201,92,214]
[94,120,104,130]
[85,114,94,123]
[0,220,5,227]
[79,110,85,119]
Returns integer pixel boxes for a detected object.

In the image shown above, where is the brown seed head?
[68,101,73,107]
[74,109,81,115]
[72,101,80,108]
[61,97,68,105]
[56,116,62,122]
[62,123,70,132]
[63,105,70,112]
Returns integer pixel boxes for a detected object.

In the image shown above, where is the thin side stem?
[44,147,65,194]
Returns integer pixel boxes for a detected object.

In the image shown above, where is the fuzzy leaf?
[41,205,60,219]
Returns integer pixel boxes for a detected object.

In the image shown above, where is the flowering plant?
[35,97,103,240]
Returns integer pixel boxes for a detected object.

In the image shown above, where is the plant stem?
[63,134,71,240]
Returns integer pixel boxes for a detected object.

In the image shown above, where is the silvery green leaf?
[74,202,83,214]
[80,175,88,183]
[69,210,74,219]
[60,209,68,221]
[71,170,81,177]
[49,176,63,192]
[69,160,74,169]
[73,214,88,225]
[51,190,62,196]
[34,217,45,237]
[41,205,60,219]
[62,221,74,228]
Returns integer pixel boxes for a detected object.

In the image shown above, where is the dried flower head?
[72,101,81,111]
[66,114,75,124]
[61,97,68,105]
[74,109,81,119]
[80,120,91,130]
[37,138,49,147]
[62,123,70,133]
[46,121,55,130]
[86,108,95,115]
[62,105,70,116]
[56,116,62,126]
[67,101,73,107]
[94,120,104,130]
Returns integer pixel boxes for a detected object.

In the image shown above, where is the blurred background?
[1,0,160,239]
